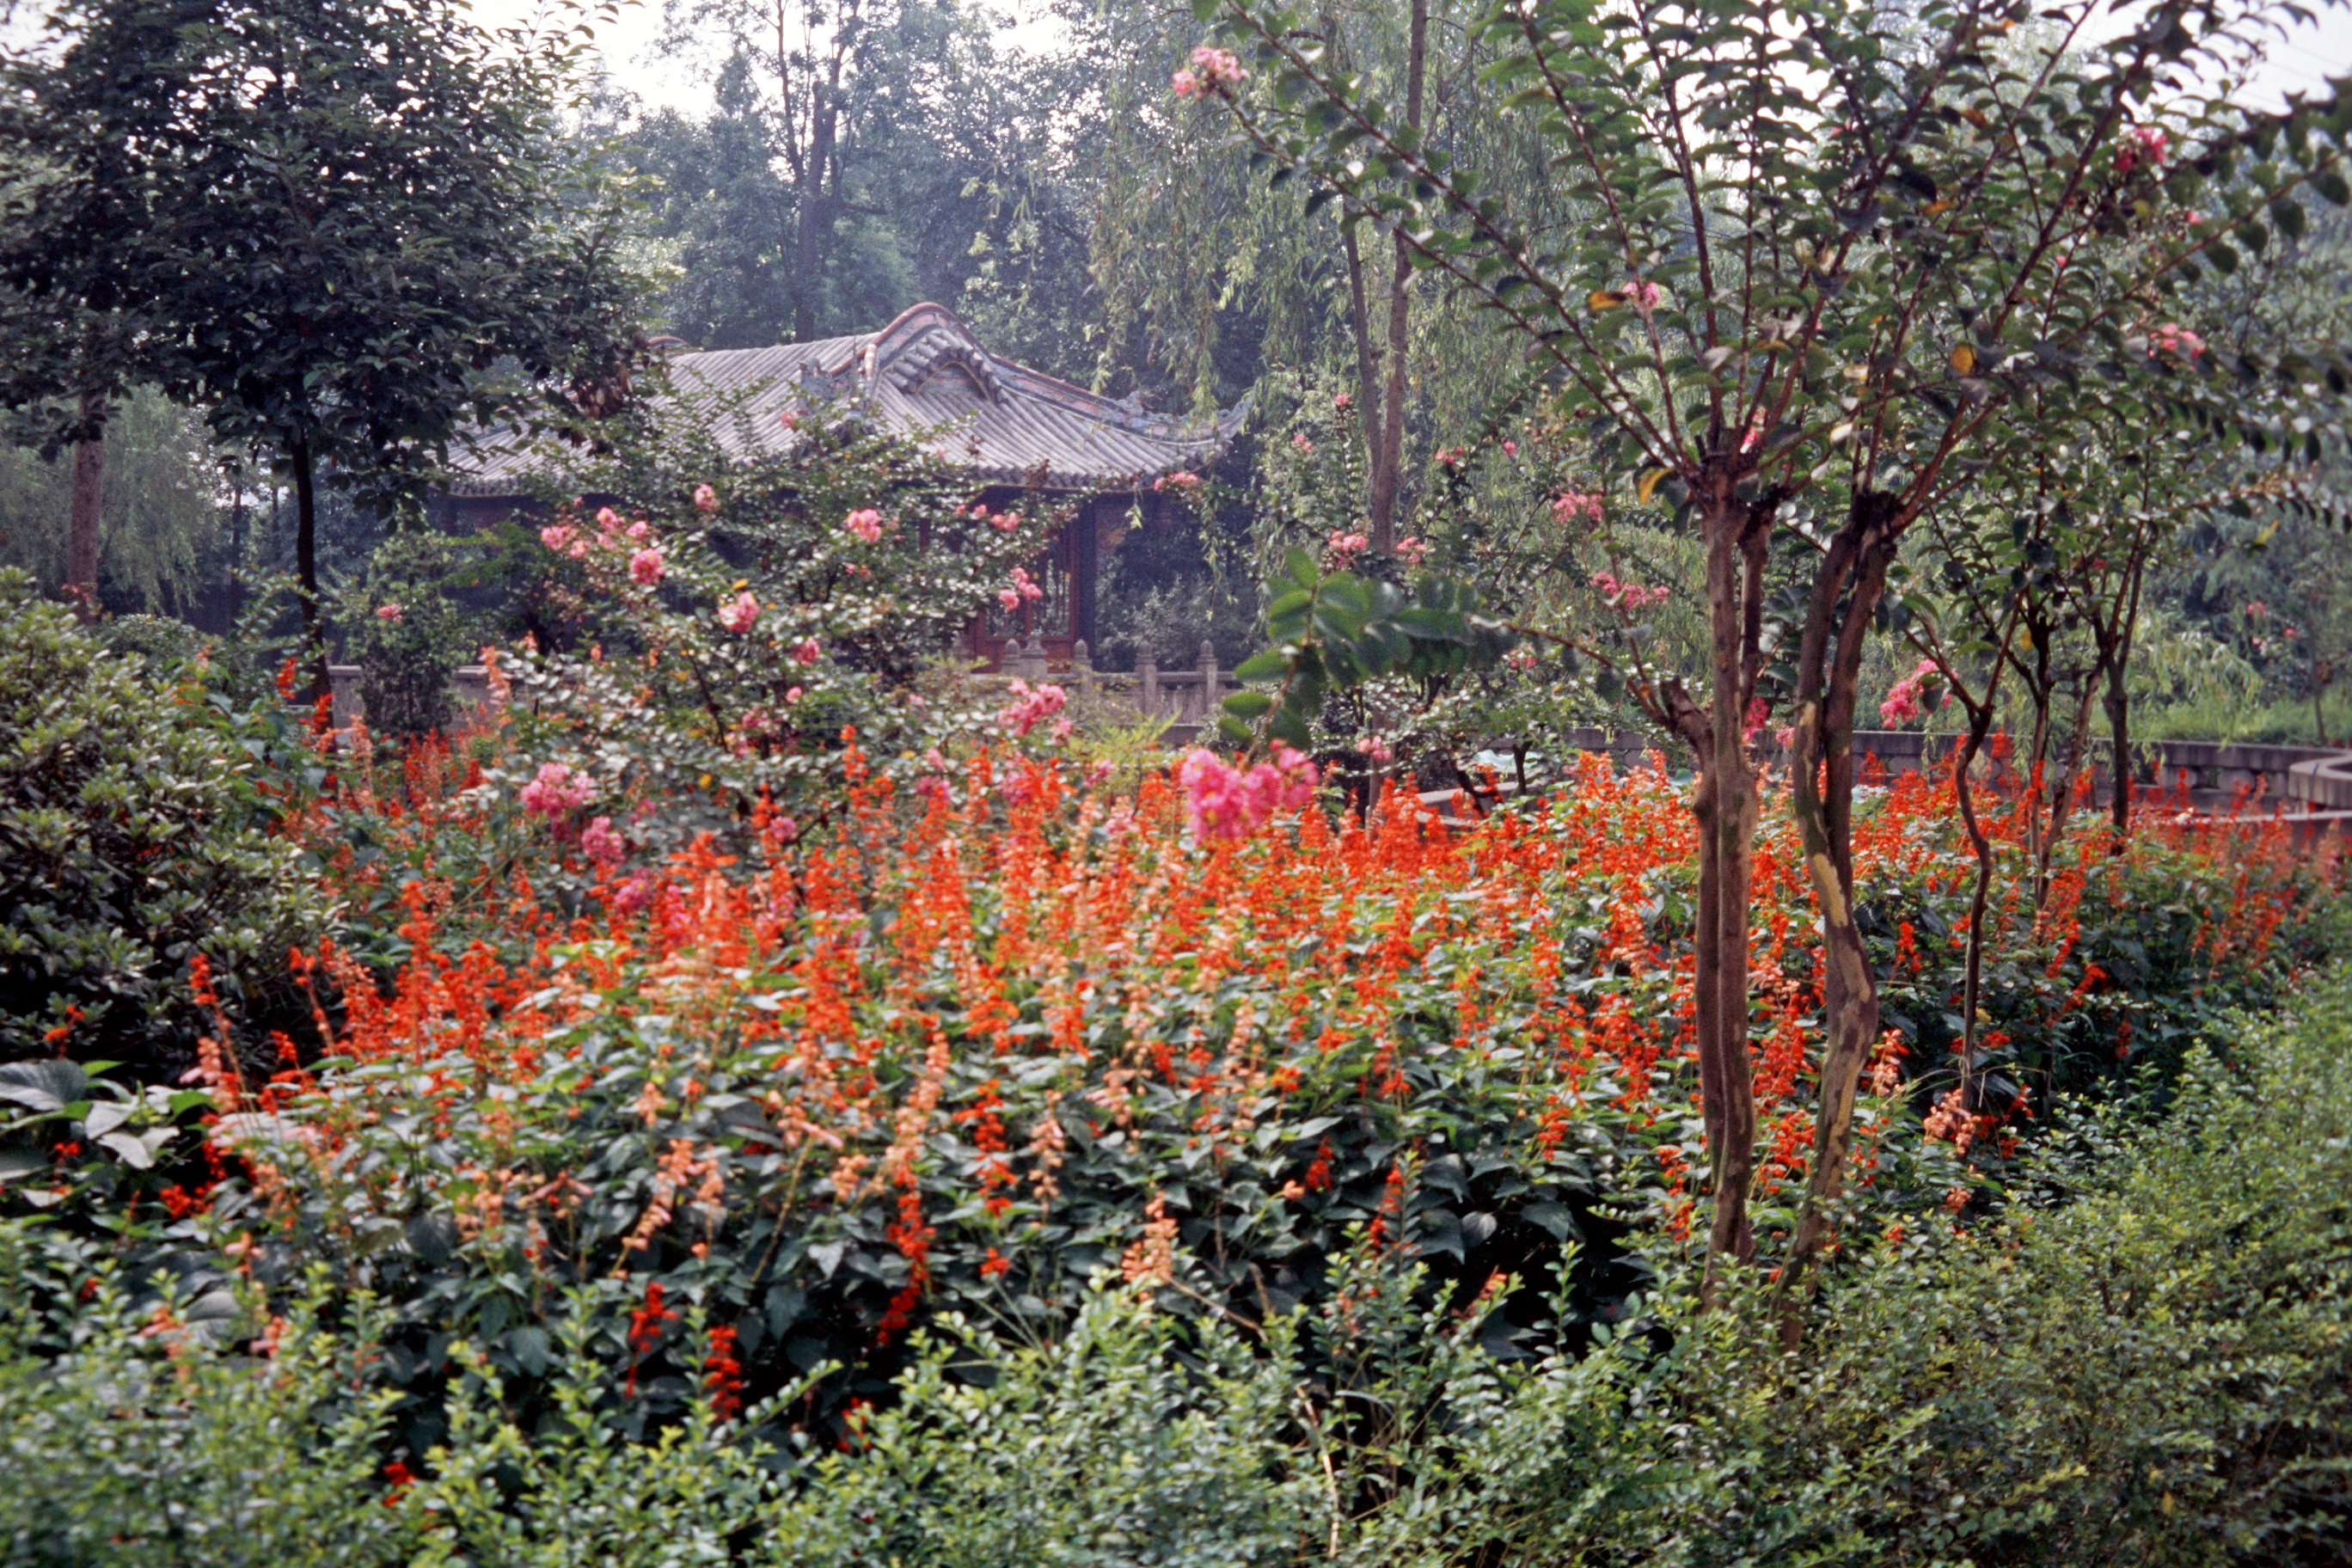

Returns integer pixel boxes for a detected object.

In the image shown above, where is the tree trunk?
[1365,0,1424,553]
[1779,495,1897,1314]
[291,435,327,694]
[1667,476,1767,1302]
[2106,558,2144,841]
[66,392,105,622]
[790,59,843,344]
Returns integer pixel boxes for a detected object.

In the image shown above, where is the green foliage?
[340,533,487,741]
[6,962,2352,1561]
[0,387,225,614]
[0,573,326,1074]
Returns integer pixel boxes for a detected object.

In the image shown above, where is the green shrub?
[3,965,2347,1565]
[0,572,328,1075]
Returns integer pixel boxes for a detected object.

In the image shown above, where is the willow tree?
[1201,0,2352,1296]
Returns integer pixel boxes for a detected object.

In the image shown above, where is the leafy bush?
[342,532,487,740]
[4,963,2349,1564]
[0,573,328,1075]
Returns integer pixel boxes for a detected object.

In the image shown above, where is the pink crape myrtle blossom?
[628,548,665,585]
[1877,658,1943,726]
[999,679,1069,737]
[1179,744,1319,841]
[1152,471,1202,494]
[580,816,626,867]
[694,483,719,513]
[540,524,581,556]
[845,508,885,543]
[718,592,761,634]
[1591,569,1669,609]
[519,762,596,825]
[1552,491,1605,524]
[1172,45,1247,100]
[375,603,404,622]
[790,638,821,665]
[2149,322,2206,359]
[1325,531,1369,570]
[1394,536,1433,567]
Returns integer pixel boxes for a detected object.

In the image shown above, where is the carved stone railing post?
[1022,630,1046,683]
[1139,649,1159,716]
[1198,640,1217,723]
[1072,638,1093,699]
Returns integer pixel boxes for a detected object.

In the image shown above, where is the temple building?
[440,302,1247,670]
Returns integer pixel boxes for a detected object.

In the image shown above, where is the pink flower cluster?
[1357,733,1393,764]
[1625,279,1662,310]
[1591,569,1669,610]
[1394,535,1433,566]
[1291,432,1317,456]
[1333,392,1352,411]
[1172,45,1247,101]
[629,548,665,585]
[520,762,595,823]
[375,603,404,622]
[1878,658,1941,726]
[999,679,1069,737]
[542,507,653,564]
[1178,744,1318,841]
[2149,322,2206,359]
[1553,491,1605,524]
[1152,470,1203,493]
[718,591,761,634]
[998,567,1044,614]
[2113,124,2168,176]
[1743,697,1770,744]
[845,507,885,543]
[580,816,626,867]
[791,637,820,665]
[1435,446,1467,468]
[1504,647,1540,671]
[694,483,719,513]
[1326,530,1369,569]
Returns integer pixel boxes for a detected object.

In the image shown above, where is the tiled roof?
[446,303,1249,497]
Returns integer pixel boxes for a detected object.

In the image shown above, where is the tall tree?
[1,0,649,674]
[1203,0,2352,1302]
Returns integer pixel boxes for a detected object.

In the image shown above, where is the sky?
[493,0,2352,119]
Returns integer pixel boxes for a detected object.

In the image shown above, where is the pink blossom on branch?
[790,638,821,666]
[519,762,596,822]
[375,603,404,622]
[628,548,665,585]
[1877,658,1943,726]
[717,592,761,634]
[1172,45,1247,100]
[1394,536,1433,567]
[999,679,1069,737]
[845,508,885,543]
[1552,491,1605,524]
[1325,531,1369,570]
[1179,744,1319,842]
[580,816,626,867]
[694,483,719,513]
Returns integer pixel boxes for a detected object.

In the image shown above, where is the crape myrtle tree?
[1195,0,2352,1301]
[0,0,649,677]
